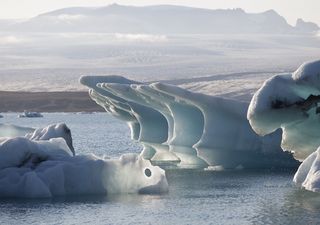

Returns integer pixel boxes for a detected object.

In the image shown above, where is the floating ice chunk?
[0,136,168,198]
[293,147,320,192]
[204,165,225,171]
[0,123,75,156]
[0,137,71,170]
[247,60,320,192]
[18,111,43,118]
[248,60,320,160]
[103,153,168,194]
[102,82,207,167]
[0,123,168,197]
[26,123,75,156]
[81,75,298,169]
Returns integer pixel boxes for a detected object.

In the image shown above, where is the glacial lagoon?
[0,113,319,225]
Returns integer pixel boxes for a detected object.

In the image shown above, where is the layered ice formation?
[80,76,298,169]
[247,60,320,192]
[0,123,168,198]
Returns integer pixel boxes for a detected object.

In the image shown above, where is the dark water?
[0,113,320,225]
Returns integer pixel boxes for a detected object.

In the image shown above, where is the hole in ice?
[144,168,152,177]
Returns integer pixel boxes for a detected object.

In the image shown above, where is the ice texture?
[293,148,320,192]
[247,59,320,192]
[248,60,320,161]
[80,76,298,169]
[0,123,74,156]
[25,123,75,156]
[0,124,168,198]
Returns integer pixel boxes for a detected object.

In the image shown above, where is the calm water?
[0,113,320,225]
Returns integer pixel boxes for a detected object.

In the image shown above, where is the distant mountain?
[4,4,319,34]
[295,18,319,33]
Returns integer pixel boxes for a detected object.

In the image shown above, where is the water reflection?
[0,166,319,224]
[251,187,320,224]
[288,189,320,211]
[0,192,166,205]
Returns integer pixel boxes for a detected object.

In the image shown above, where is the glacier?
[248,60,320,192]
[0,123,168,198]
[80,76,298,169]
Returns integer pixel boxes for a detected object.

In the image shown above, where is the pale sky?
[1,0,320,25]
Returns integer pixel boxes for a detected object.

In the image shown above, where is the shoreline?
[0,91,104,112]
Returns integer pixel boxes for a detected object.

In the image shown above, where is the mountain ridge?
[4,4,319,34]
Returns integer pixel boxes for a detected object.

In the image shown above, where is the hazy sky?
[1,0,320,25]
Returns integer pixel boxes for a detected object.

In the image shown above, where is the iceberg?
[293,147,320,192]
[0,123,74,156]
[25,123,75,156]
[80,76,298,169]
[0,123,168,198]
[247,60,320,192]
[18,111,43,118]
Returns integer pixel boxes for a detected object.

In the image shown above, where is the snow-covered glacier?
[0,123,168,198]
[248,60,320,192]
[80,76,298,169]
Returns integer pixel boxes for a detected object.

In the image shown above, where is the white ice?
[80,75,298,169]
[293,148,320,192]
[0,123,168,198]
[248,60,320,160]
[248,59,320,192]
[0,123,74,156]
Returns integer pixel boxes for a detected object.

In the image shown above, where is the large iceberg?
[247,60,320,192]
[80,76,298,169]
[0,123,168,198]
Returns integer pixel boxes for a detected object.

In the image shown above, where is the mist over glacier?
[4,4,319,34]
[0,4,320,98]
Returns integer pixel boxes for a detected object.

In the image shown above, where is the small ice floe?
[76,111,94,115]
[0,123,168,198]
[18,111,43,118]
[204,165,225,171]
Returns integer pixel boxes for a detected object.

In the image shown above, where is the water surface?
[0,113,319,225]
